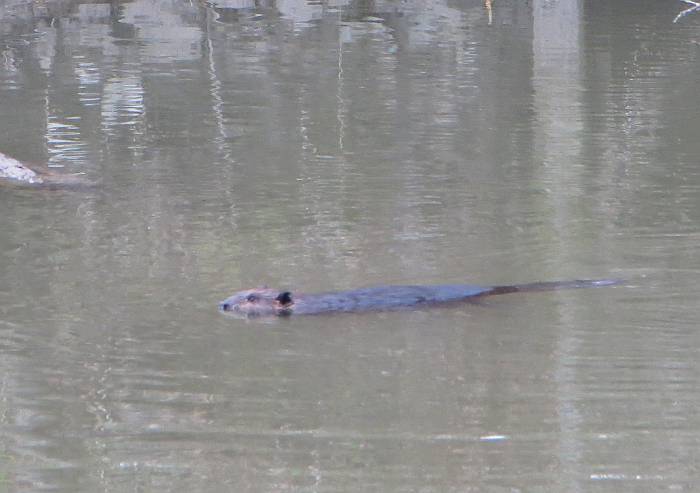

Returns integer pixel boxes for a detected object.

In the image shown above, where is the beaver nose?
[219,302,230,311]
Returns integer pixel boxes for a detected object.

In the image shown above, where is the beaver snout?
[219,302,232,312]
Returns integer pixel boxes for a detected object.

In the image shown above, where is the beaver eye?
[246,294,259,303]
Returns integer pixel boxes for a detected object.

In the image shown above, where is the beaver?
[219,279,621,318]
[0,151,95,189]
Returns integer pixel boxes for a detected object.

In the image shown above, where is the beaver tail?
[486,279,622,296]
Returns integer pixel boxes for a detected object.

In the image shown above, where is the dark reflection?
[1,0,699,491]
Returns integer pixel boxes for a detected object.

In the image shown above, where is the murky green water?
[1,0,699,490]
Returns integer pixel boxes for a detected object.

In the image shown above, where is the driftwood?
[0,151,94,189]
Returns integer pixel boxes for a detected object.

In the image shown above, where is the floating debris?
[673,0,700,23]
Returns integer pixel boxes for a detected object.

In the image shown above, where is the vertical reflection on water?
[101,73,145,129]
[202,9,233,162]
[533,1,586,490]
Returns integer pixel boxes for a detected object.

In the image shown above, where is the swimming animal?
[219,279,621,318]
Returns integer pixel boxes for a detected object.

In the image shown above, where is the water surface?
[1,0,699,491]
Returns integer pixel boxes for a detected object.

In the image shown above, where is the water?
[1,0,699,490]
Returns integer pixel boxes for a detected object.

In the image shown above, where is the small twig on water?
[484,0,493,26]
[673,0,700,23]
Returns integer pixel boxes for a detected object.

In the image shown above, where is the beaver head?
[219,288,293,318]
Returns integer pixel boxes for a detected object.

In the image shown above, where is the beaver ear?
[276,291,293,306]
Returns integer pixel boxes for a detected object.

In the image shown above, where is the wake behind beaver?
[219,278,622,318]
